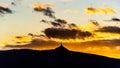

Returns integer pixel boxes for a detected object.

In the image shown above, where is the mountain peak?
[55,43,69,53]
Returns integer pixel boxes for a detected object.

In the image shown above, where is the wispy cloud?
[84,7,116,15]
[96,26,120,34]
[33,3,56,18]
[6,39,59,50]
[0,5,13,15]
[12,36,32,44]
[104,17,120,22]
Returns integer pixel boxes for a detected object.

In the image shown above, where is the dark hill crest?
[54,43,69,52]
[0,44,119,68]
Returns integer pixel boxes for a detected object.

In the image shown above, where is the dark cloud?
[43,7,56,18]
[40,19,49,23]
[28,33,46,38]
[40,18,69,27]
[96,26,120,34]
[40,17,89,40]
[50,19,67,27]
[104,17,120,22]
[47,19,67,27]
[11,0,22,6]
[35,4,77,28]
[68,23,77,28]
[33,4,91,40]
[15,36,23,39]
[51,22,61,27]
[28,33,34,37]
[55,19,67,24]
[90,20,100,26]
[0,6,13,15]
[34,7,56,19]
[44,28,92,39]
[11,2,16,6]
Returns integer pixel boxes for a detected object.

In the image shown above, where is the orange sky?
[0,0,120,59]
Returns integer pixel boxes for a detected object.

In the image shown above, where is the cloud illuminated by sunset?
[33,3,54,10]
[12,36,32,44]
[84,7,116,15]
[0,0,120,59]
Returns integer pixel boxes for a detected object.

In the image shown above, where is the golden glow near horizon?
[1,0,120,59]
[12,36,32,44]
[2,23,120,46]
[64,44,120,59]
[0,26,120,59]
[1,23,120,59]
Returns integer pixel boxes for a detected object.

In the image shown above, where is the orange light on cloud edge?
[84,7,116,15]
[33,3,55,10]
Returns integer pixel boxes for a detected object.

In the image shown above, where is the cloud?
[11,2,16,6]
[40,19,49,23]
[11,0,23,6]
[28,33,46,38]
[51,19,67,27]
[105,8,116,14]
[84,7,99,14]
[68,23,77,28]
[33,3,54,10]
[6,39,59,50]
[38,9,92,40]
[34,4,54,9]
[99,8,116,14]
[36,4,78,29]
[5,38,120,58]
[63,39,120,58]
[84,7,116,15]
[33,4,56,18]
[55,19,67,24]
[96,26,120,34]
[90,20,100,26]
[44,28,92,39]
[51,22,61,27]
[13,36,32,44]
[104,17,120,22]
[81,39,120,45]
[0,6,13,15]
[40,18,69,27]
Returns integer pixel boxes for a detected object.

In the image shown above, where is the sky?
[0,0,120,59]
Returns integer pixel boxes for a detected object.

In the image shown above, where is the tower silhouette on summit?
[55,42,69,54]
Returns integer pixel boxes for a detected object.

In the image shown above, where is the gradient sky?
[1,0,120,59]
[0,0,120,41]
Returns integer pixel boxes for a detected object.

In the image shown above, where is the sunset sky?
[0,0,120,59]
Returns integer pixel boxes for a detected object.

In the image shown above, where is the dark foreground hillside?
[0,45,120,68]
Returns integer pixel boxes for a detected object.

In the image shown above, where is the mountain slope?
[0,45,120,68]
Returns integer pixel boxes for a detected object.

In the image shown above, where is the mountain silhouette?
[0,44,120,68]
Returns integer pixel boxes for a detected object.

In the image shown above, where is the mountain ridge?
[0,45,119,68]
